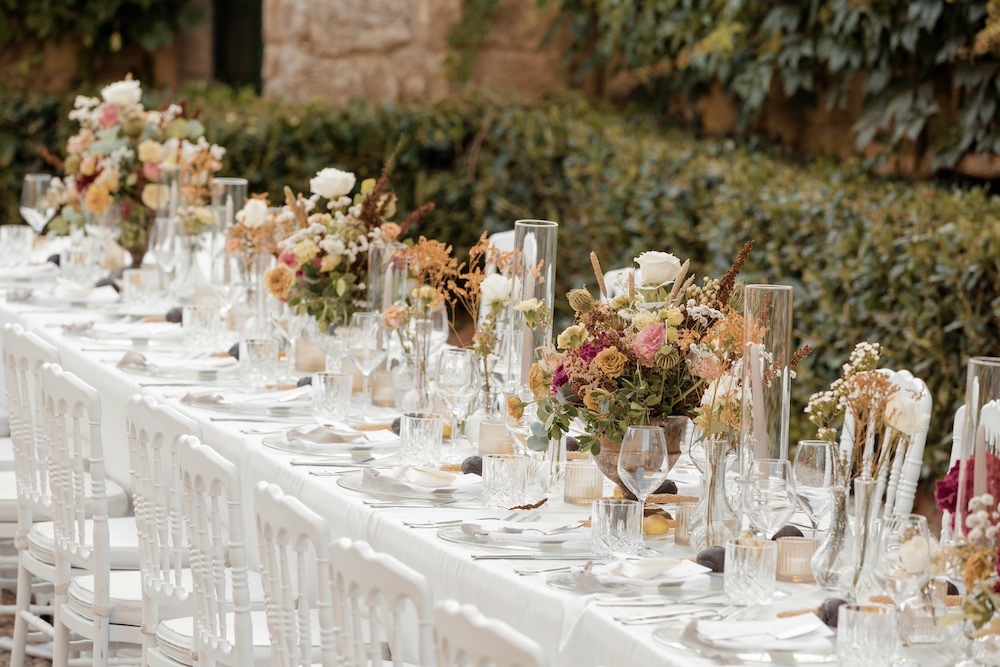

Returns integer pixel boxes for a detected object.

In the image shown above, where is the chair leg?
[140,597,157,667]
[52,603,70,667]
[93,613,110,667]
[10,560,32,667]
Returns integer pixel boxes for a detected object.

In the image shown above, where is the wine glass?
[502,384,537,454]
[150,212,180,295]
[435,348,478,463]
[20,173,54,234]
[874,513,931,666]
[618,425,672,556]
[210,250,248,326]
[84,202,122,258]
[793,440,834,538]
[743,458,798,538]
[346,312,388,412]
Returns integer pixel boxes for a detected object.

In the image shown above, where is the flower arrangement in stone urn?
[44,76,225,266]
[523,242,757,498]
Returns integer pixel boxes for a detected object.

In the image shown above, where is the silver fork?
[404,511,521,528]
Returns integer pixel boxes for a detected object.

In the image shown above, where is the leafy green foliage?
[542,0,1000,167]
[2,84,996,481]
[445,0,501,83]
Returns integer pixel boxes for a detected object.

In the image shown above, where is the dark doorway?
[213,0,262,91]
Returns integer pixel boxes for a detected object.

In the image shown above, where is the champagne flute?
[435,348,478,462]
[20,173,54,234]
[617,425,672,556]
[346,312,387,412]
[875,514,931,666]
[743,458,798,538]
[793,440,834,538]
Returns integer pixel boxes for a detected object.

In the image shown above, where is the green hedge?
[2,84,997,479]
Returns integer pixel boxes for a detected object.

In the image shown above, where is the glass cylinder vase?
[367,240,409,312]
[839,476,881,601]
[241,253,274,339]
[810,483,852,589]
[955,357,1000,536]
[740,284,794,462]
[689,437,739,550]
[399,317,433,412]
[504,219,558,389]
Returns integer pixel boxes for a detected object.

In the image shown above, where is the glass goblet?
[618,425,672,556]
[434,348,478,463]
[20,173,54,234]
[874,513,931,667]
[743,458,798,539]
[346,312,388,412]
[793,440,834,538]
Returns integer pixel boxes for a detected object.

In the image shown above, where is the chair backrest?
[433,600,546,667]
[2,323,60,521]
[950,404,968,469]
[600,267,634,303]
[254,482,336,667]
[178,435,251,667]
[329,537,434,667]
[40,363,109,579]
[486,231,515,259]
[837,368,931,516]
[125,394,202,612]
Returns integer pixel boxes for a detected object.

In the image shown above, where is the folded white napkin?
[591,558,710,587]
[696,614,834,652]
[220,386,312,406]
[51,282,118,302]
[0,263,58,279]
[361,466,480,496]
[118,351,237,373]
[96,321,183,339]
[461,519,590,545]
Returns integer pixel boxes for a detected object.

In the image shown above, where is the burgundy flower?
[936,452,1000,529]
[552,363,568,391]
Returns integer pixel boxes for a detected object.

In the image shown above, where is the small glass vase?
[839,476,881,601]
[810,482,852,589]
[534,437,566,493]
[466,384,501,447]
[689,437,739,550]
[399,317,432,412]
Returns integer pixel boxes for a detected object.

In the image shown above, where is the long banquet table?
[0,291,954,666]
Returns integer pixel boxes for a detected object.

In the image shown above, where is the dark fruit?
[166,307,183,323]
[696,546,725,572]
[95,277,120,293]
[391,417,401,435]
[818,598,846,628]
[946,581,959,596]
[296,376,312,387]
[653,479,677,495]
[46,254,61,266]
[772,525,804,540]
[565,436,580,452]
[228,343,240,360]
[461,456,483,476]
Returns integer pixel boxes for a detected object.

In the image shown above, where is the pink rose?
[100,105,119,129]
[631,325,666,366]
[279,251,297,267]
[142,162,160,182]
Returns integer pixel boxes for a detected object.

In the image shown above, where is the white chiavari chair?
[836,368,931,517]
[254,483,335,667]
[125,395,201,667]
[433,600,546,667]
[329,537,434,667]
[42,363,143,667]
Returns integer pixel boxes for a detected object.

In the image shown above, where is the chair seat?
[156,609,294,666]
[0,469,129,521]
[27,515,140,569]
[68,569,188,627]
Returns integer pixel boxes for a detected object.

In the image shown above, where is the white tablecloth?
[0,294,953,666]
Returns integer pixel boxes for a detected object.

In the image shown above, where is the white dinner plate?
[437,526,592,554]
[261,433,379,456]
[651,622,836,664]
[337,474,477,503]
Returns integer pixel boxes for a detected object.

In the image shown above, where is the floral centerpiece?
[264,155,434,332]
[45,76,225,264]
[805,341,930,596]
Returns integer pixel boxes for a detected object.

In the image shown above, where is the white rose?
[480,274,512,306]
[886,391,928,437]
[309,167,357,200]
[634,251,683,286]
[236,198,269,229]
[100,79,142,107]
[899,536,931,574]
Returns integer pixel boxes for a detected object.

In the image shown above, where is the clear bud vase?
[689,437,739,550]
[839,476,881,601]
[535,437,566,493]
[810,483,852,589]
[241,254,273,339]
[400,317,433,412]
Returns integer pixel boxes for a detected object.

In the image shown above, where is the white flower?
[236,198,269,229]
[100,79,142,107]
[310,167,356,200]
[514,298,543,313]
[886,391,928,437]
[634,251,683,286]
[701,372,742,407]
[899,536,931,573]
[480,274,512,306]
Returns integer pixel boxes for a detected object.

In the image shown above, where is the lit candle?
[519,232,537,385]
[225,193,234,228]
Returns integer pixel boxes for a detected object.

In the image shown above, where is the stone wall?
[261,0,565,103]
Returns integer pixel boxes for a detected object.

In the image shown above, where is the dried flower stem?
[590,252,608,299]
[717,240,754,307]
[627,270,635,299]
[667,259,690,302]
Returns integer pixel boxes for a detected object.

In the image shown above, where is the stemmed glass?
[743,458,798,538]
[20,174,55,234]
[346,312,388,412]
[874,514,931,666]
[793,440,834,538]
[435,348,478,463]
[210,250,248,327]
[150,202,180,295]
[618,425,672,556]
[84,203,122,259]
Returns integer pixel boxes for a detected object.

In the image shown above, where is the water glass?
[591,498,642,558]
[836,604,898,666]
[183,305,219,352]
[311,373,353,425]
[776,536,819,583]
[400,412,443,467]
[724,538,778,605]
[241,338,278,389]
[61,243,100,286]
[481,454,528,509]
[1,226,34,268]
[122,268,159,306]
[563,459,604,505]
